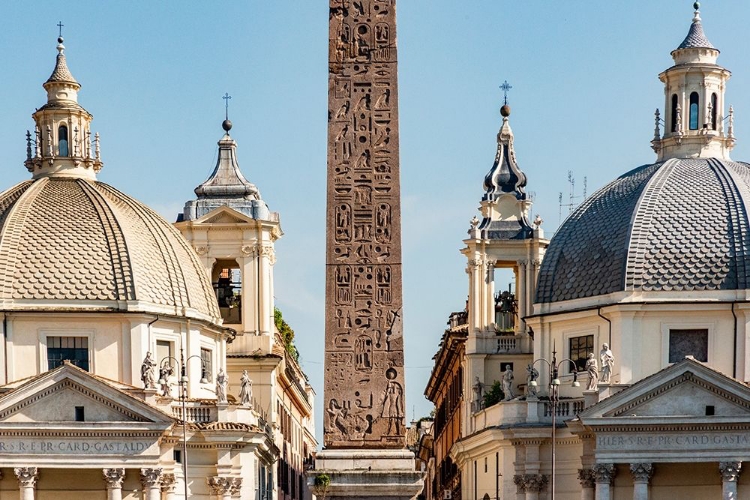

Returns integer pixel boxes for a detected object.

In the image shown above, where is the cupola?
[24,36,103,180]
[652,2,735,160]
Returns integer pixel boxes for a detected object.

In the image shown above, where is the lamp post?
[159,348,208,500]
[528,346,580,500]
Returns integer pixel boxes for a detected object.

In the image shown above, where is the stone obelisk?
[325,0,404,449]
[311,1,422,497]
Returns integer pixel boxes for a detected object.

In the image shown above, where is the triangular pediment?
[0,363,174,425]
[580,358,750,422]
[195,206,254,225]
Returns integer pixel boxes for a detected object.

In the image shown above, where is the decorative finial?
[500,80,512,117]
[222,93,233,132]
[693,1,700,12]
[692,1,701,21]
[57,21,64,39]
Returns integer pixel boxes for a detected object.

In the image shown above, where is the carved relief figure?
[600,343,614,384]
[375,203,391,243]
[381,370,403,435]
[585,353,599,391]
[141,352,156,389]
[239,370,253,407]
[374,23,390,61]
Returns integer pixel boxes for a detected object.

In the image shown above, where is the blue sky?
[2,1,750,446]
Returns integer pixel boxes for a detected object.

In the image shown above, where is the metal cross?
[57,21,64,38]
[500,80,512,105]
[222,93,232,120]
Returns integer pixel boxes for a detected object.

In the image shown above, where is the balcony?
[472,396,586,432]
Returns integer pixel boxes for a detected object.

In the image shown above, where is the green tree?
[482,380,505,408]
[274,307,299,361]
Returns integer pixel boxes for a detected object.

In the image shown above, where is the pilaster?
[577,468,595,500]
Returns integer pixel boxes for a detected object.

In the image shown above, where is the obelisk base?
[307,449,424,500]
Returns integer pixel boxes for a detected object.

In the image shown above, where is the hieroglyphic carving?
[326,0,405,448]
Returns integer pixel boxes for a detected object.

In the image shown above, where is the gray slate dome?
[0,177,220,321]
[536,158,750,303]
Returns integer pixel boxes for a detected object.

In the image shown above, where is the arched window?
[671,94,678,132]
[689,92,700,130]
[712,93,718,130]
[58,125,69,156]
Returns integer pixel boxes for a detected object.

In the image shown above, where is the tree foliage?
[274,307,299,361]
[483,380,505,409]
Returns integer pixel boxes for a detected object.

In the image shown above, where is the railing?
[543,399,585,418]
[496,335,519,353]
[172,404,213,423]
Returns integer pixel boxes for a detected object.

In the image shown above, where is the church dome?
[0,177,220,321]
[536,158,750,304]
[536,6,744,306]
[5,37,221,322]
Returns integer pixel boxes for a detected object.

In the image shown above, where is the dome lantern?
[25,33,103,180]
[653,3,734,161]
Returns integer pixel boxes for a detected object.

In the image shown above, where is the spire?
[675,2,716,52]
[45,37,79,87]
[194,118,260,200]
[483,98,527,201]
[182,114,275,222]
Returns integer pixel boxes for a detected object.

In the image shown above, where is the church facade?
[424,5,750,500]
[0,33,315,500]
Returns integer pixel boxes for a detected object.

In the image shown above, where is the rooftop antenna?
[558,171,587,226]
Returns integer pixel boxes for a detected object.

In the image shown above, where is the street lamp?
[528,346,580,500]
[159,348,208,500]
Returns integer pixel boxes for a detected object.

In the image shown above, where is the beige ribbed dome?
[0,177,220,322]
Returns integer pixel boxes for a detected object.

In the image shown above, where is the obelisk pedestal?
[308,0,422,497]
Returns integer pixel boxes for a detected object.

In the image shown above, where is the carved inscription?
[326,0,405,448]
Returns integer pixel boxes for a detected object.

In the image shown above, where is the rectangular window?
[74,406,84,422]
[201,348,213,382]
[155,340,173,368]
[569,334,594,371]
[47,336,89,371]
[669,329,708,363]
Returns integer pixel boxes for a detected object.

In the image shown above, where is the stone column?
[719,461,742,500]
[14,467,39,500]
[578,468,595,500]
[593,463,615,500]
[140,468,163,500]
[629,463,653,500]
[103,468,125,500]
[208,476,233,500]
[160,473,176,500]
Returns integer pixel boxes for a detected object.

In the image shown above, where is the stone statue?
[216,368,228,404]
[239,370,253,407]
[533,214,543,228]
[585,353,599,391]
[140,352,156,389]
[473,376,483,401]
[158,364,174,397]
[526,364,539,397]
[600,343,614,384]
[502,366,514,401]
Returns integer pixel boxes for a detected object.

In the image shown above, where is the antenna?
[558,171,587,225]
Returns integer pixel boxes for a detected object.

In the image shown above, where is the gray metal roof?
[536,158,750,303]
[676,16,715,51]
